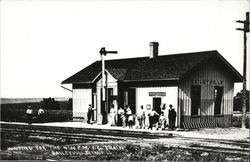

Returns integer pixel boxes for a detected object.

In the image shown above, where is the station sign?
[191,79,224,85]
[149,92,166,96]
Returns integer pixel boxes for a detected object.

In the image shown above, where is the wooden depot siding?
[72,88,92,121]
[178,61,234,127]
[136,87,178,127]
[136,87,178,114]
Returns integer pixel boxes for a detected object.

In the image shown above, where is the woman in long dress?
[117,107,124,126]
[144,107,150,129]
[109,104,116,126]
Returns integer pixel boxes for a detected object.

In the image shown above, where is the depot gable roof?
[61,50,242,84]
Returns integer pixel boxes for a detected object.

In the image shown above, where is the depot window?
[191,85,201,116]
[214,86,223,115]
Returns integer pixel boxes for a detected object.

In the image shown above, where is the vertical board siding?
[136,87,178,109]
[178,62,234,127]
[136,87,178,124]
[73,89,92,120]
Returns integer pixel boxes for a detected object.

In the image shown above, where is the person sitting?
[157,111,167,130]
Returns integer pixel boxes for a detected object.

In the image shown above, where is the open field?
[1,97,71,104]
[1,98,72,123]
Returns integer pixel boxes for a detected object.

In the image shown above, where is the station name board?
[149,92,166,96]
[191,79,224,85]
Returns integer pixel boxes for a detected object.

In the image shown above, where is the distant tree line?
[233,90,249,112]
[1,97,73,122]
[40,97,72,110]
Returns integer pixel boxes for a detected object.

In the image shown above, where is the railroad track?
[178,145,249,156]
[179,136,250,148]
[1,123,249,158]
[157,136,249,156]
[0,123,172,139]
[1,128,121,142]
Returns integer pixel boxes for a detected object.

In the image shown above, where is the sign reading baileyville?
[191,79,224,85]
[149,92,166,96]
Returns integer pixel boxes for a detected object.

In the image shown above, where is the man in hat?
[87,104,92,124]
[168,104,176,130]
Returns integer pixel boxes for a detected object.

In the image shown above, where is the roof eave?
[122,78,180,82]
[62,81,93,84]
[214,52,243,82]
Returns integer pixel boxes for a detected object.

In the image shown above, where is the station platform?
[1,121,248,140]
[0,121,174,139]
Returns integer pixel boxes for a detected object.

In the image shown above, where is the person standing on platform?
[171,107,177,129]
[137,105,146,129]
[168,104,173,129]
[109,104,116,126]
[128,115,134,128]
[161,104,168,128]
[117,107,124,126]
[125,105,132,127]
[168,104,176,130]
[145,106,150,129]
[148,108,159,130]
[121,108,126,128]
[87,104,92,124]
[26,106,33,124]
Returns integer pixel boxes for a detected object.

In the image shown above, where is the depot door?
[124,88,136,114]
[153,97,161,114]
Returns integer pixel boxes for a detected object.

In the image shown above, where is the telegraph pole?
[99,47,117,124]
[236,12,250,129]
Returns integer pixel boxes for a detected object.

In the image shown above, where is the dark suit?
[168,108,176,130]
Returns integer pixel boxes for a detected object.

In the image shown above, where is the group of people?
[103,104,177,130]
[116,105,133,128]
[137,104,177,130]
[26,106,45,124]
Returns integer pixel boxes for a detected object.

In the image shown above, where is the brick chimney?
[149,42,159,58]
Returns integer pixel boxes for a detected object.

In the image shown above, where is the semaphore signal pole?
[236,12,250,129]
[99,47,117,124]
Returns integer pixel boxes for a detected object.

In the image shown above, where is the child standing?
[128,115,133,128]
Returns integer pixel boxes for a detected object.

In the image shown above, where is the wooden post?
[236,12,249,129]
[99,47,118,124]
[242,31,247,129]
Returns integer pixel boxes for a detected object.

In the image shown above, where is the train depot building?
[62,42,242,129]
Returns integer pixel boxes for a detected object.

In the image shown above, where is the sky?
[1,0,250,98]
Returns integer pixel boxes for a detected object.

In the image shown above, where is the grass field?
[1,98,72,123]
